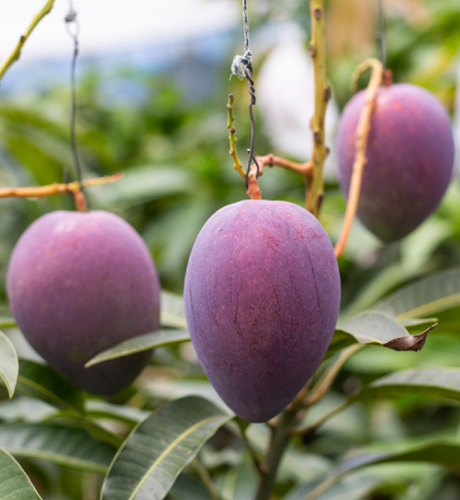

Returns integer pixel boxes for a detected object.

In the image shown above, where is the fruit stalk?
[306,0,329,217]
[334,58,383,258]
[0,0,55,82]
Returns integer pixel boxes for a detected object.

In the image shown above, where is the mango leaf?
[101,396,233,500]
[0,397,55,423]
[323,331,356,360]
[305,440,460,500]
[102,166,195,208]
[335,311,431,352]
[350,367,460,404]
[376,267,460,321]
[0,329,19,398]
[169,474,211,500]
[215,457,258,500]
[286,473,383,500]
[17,359,85,415]
[0,423,116,474]
[0,316,16,328]
[0,447,42,499]
[85,400,149,425]
[161,291,187,329]
[85,329,190,367]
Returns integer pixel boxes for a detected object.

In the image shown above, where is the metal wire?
[230,0,259,187]
[376,0,387,68]
[65,3,83,187]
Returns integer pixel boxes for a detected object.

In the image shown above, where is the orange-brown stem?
[256,154,313,178]
[334,58,384,259]
[0,173,123,201]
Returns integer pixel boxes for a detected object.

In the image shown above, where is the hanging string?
[376,0,387,68]
[64,1,83,187]
[230,0,259,187]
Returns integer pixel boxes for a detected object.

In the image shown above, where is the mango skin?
[184,200,340,422]
[7,210,161,395]
[336,83,454,241]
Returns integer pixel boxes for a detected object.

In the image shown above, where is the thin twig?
[0,173,123,199]
[235,418,263,476]
[0,0,55,83]
[334,58,384,258]
[192,458,223,500]
[256,154,313,178]
[306,0,329,216]
[302,345,362,409]
[226,94,262,200]
[226,94,246,178]
[292,400,349,437]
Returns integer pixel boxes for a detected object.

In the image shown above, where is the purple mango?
[7,210,161,395]
[336,83,454,241]
[184,200,340,422]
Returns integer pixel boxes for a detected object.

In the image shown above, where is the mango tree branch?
[334,58,384,258]
[0,173,123,199]
[255,154,313,178]
[0,0,55,82]
[306,0,329,217]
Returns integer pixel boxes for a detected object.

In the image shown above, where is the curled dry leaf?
[383,323,437,352]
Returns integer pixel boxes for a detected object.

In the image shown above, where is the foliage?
[0,0,459,499]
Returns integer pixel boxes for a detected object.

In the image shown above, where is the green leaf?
[216,457,258,500]
[85,400,149,425]
[286,473,383,500]
[0,329,19,398]
[102,166,195,208]
[305,440,460,500]
[85,329,190,367]
[335,311,430,352]
[101,396,233,500]
[161,291,187,329]
[376,267,460,321]
[0,423,116,474]
[169,474,211,500]
[350,367,460,404]
[17,359,85,415]
[339,311,411,343]
[0,316,16,328]
[0,447,42,499]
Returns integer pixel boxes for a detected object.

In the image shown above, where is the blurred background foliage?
[0,1,459,497]
[0,0,458,298]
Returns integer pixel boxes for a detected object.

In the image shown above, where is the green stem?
[293,400,350,437]
[235,418,263,475]
[0,0,55,82]
[254,409,298,500]
[306,0,329,217]
[193,458,223,500]
[226,94,246,178]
